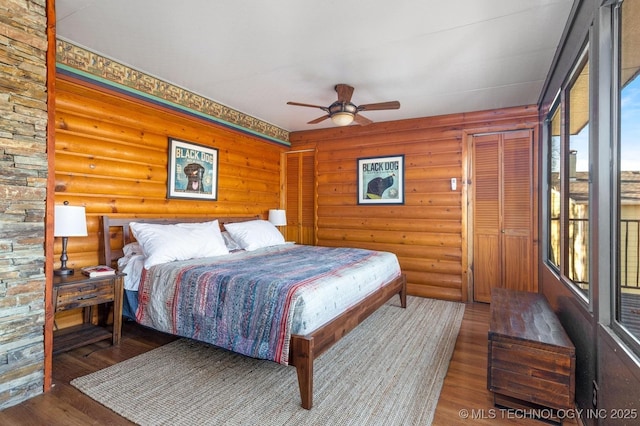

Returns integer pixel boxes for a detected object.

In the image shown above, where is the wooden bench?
[488,288,576,414]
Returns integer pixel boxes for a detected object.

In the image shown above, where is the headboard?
[99,215,260,267]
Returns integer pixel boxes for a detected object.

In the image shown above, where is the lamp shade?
[54,204,88,237]
[268,209,287,226]
[331,112,354,126]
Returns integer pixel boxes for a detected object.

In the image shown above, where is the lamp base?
[54,267,74,276]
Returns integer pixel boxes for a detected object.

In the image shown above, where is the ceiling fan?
[287,84,400,126]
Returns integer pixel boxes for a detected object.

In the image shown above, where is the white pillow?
[130,220,229,268]
[223,219,285,251]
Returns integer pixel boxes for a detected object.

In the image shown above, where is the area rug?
[71,296,465,425]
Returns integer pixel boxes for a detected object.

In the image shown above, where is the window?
[548,104,561,270]
[567,54,591,295]
[615,0,640,344]
[544,46,591,299]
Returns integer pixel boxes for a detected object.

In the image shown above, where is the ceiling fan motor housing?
[329,101,358,116]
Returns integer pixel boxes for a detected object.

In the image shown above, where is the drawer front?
[488,339,575,409]
[56,280,115,311]
[491,339,573,378]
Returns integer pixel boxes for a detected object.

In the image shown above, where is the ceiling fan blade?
[357,101,401,111]
[287,101,329,111]
[354,113,373,126]
[308,115,330,124]
[335,84,354,103]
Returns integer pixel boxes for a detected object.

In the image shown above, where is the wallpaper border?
[56,39,290,146]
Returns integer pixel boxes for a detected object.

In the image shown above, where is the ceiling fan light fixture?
[331,111,354,126]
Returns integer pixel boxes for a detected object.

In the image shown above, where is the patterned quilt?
[136,244,398,364]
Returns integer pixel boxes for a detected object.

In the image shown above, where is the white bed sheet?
[118,251,145,291]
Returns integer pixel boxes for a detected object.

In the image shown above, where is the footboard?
[289,273,407,409]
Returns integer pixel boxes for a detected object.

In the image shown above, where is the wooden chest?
[488,288,576,410]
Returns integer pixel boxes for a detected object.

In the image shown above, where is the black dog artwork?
[366,174,395,199]
[183,163,206,192]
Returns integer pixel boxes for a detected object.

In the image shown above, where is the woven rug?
[71,296,464,426]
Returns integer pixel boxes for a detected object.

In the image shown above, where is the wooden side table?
[52,271,125,354]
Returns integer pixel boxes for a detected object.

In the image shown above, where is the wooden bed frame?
[100,215,407,409]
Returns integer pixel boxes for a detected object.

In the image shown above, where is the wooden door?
[472,130,533,302]
[285,150,315,245]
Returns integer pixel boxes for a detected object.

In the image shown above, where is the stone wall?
[0,0,48,409]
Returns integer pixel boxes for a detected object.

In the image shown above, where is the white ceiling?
[55,0,574,132]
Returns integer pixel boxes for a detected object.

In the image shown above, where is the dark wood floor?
[0,303,578,425]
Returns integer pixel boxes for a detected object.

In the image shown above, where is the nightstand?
[52,271,125,354]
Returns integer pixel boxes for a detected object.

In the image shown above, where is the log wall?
[289,107,539,301]
[53,75,539,305]
[53,76,287,325]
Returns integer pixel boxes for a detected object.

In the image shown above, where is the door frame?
[464,127,539,303]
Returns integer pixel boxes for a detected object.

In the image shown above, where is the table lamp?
[268,209,287,227]
[54,201,88,276]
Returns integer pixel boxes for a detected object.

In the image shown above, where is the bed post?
[399,274,407,308]
[99,216,112,268]
[289,335,314,409]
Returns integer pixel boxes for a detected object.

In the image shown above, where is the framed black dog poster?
[357,155,404,205]
[167,137,218,200]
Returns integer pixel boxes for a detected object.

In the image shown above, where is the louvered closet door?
[501,131,532,292]
[285,151,315,245]
[472,130,533,302]
[473,134,501,302]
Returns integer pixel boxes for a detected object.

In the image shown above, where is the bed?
[100,215,406,409]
